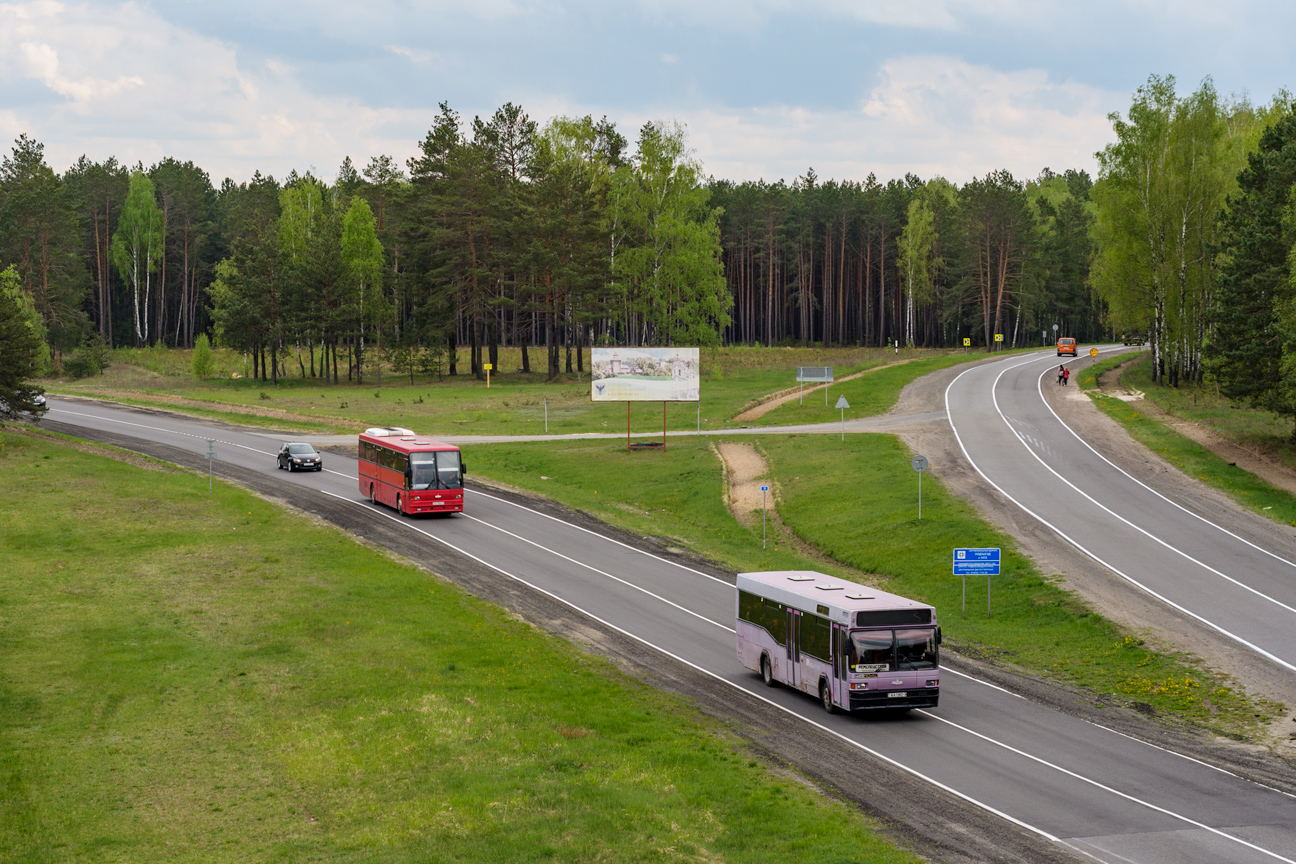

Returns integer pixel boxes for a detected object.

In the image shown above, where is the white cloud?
[0,1,430,179]
[685,56,1116,183]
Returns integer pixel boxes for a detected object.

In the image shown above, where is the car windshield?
[847,630,894,673]
[895,628,939,670]
[287,444,316,455]
[408,451,462,490]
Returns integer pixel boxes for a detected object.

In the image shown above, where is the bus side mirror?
[936,626,943,646]
[461,463,468,475]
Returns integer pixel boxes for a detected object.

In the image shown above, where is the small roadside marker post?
[206,439,215,493]
[544,397,548,433]
[953,548,1001,619]
[835,395,849,440]
[911,454,928,519]
[761,485,769,549]
[484,362,492,388]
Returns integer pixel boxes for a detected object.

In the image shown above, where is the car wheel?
[761,655,776,687]
[820,680,836,715]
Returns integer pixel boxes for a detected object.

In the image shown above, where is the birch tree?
[111,171,163,344]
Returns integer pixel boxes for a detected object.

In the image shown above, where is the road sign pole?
[206,439,215,492]
[761,485,769,549]
[988,575,992,618]
[962,574,966,619]
[544,397,548,433]
[918,470,922,520]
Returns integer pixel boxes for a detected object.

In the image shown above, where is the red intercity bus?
[358,427,465,515]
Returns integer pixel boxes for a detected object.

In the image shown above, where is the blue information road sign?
[953,547,1000,576]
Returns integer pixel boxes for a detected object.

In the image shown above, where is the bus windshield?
[408,451,462,490]
[846,628,939,673]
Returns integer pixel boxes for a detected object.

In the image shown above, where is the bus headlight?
[926,680,939,687]
[849,682,867,690]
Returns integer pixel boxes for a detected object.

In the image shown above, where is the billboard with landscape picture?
[590,347,700,402]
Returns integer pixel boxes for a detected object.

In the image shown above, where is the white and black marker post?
[760,484,769,549]
[911,454,928,519]
[835,394,849,441]
[206,438,215,492]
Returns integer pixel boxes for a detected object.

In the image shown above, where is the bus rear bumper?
[848,687,939,711]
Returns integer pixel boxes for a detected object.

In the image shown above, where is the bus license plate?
[888,692,907,698]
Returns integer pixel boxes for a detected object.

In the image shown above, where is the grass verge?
[0,429,916,864]
[1081,353,1296,526]
[466,434,1285,736]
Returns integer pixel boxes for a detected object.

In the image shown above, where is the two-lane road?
[947,349,1296,674]
[42,396,1296,864]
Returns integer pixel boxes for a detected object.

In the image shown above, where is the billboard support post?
[627,403,631,454]
[662,402,667,451]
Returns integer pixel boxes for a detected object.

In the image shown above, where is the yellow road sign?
[1089,348,1098,357]
[484,363,493,370]
[994,334,1004,342]
[963,337,971,347]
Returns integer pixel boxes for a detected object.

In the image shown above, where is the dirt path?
[1094,359,1296,498]
[714,441,883,582]
[732,356,928,422]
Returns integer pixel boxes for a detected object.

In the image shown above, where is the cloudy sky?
[1,1,1292,185]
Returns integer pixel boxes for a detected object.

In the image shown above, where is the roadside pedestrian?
[1063,366,1070,386]
[1057,364,1065,385]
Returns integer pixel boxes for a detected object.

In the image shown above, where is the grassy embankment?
[466,432,1283,735]
[45,345,1006,437]
[1080,353,1296,525]
[0,430,917,863]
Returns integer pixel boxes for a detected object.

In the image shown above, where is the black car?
[277,442,322,472]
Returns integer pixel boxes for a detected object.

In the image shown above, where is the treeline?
[0,96,1170,384]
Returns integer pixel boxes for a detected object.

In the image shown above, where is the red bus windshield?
[409,450,462,490]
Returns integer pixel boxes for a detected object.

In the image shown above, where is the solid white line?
[459,512,735,632]
[939,665,1024,698]
[1040,359,1296,570]
[944,357,1296,675]
[468,488,733,587]
[915,709,1296,864]
[315,488,1065,847]
[996,363,1296,618]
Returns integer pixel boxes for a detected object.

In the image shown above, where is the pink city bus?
[736,570,941,713]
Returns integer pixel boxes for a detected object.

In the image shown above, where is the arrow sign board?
[963,337,971,347]
[835,395,849,410]
[911,455,928,472]
[953,547,1000,576]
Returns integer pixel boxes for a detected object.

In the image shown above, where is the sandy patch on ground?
[714,440,882,582]
[732,356,927,421]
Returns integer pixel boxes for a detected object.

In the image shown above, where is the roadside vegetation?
[45,344,990,436]
[0,429,918,864]
[1081,353,1296,526]
[467,434,1285,737]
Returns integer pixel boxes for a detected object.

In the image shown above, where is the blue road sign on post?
[954,548,1000,619]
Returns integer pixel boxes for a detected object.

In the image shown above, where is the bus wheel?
[761,655,776,688]
[820,680,836,715]
[369,484,376,505]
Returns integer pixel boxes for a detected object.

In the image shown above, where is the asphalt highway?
[44,394,1296,864]
[947,349,1296,674]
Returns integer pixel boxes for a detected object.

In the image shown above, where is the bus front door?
[785,609,801,690]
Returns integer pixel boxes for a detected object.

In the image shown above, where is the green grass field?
[466,434,1283,734]
[46,345,1013,437]
[1081,353,1296,526]
[0,430,917,864]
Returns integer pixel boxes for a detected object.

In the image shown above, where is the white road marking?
[945,355,1296,675]
[915,709,1296,864]
[315,489,1068,849]
[1036,360,1296,571]
[459,513,734,632]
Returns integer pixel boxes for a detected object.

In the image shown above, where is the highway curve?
[40,396,1296,864]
